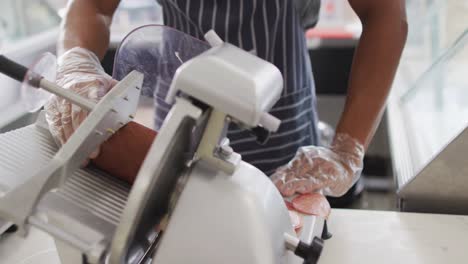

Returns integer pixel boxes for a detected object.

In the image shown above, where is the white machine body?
[154,156,294,263]
[0,29,325,264]
[151,31,325,264]
[154,159,324,264]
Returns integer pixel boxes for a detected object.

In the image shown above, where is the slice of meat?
[292,193,331,219]
[285,200,295,210]
[288,210,303,230]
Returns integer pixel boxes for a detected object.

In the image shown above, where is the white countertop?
[1,209,467,263]
[320,209,468,264]
[0,227,60,264]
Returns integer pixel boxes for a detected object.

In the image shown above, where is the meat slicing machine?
[0,28,327,264]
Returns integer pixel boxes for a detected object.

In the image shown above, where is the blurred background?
[0,0,466,212]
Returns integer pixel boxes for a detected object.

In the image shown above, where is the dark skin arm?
[273,0,408,196]
[59,0,158,184]
[337,0,408,149]
[58,0,120,58]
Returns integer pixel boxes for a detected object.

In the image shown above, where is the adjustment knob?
[296,237,324,264]
[284,233,325,264]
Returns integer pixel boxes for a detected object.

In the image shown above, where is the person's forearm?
[58,0,120,59]
[336,1,408,149]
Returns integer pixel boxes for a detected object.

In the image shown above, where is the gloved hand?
[44,47,116,154]
[271,133,365,197]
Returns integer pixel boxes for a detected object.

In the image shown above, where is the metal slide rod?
[0,55,95,111]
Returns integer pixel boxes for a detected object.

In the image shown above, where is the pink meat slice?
[285,200,295,210]
[292,193,331,219]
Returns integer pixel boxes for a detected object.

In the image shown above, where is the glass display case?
[395,0,468,96]
[401,31,468,173]
[388,0,468,214]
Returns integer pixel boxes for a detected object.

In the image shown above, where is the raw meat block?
[91,121,157,184]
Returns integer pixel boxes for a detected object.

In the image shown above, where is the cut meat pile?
[285,200,294,210]
[291,193,331,219]
[286,193,331,233]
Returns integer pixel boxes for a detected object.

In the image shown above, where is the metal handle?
[0,55,30,83]
[0,55,95,111]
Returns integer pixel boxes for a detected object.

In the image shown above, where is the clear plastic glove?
[271,133,365,197]
[44,47,116,153]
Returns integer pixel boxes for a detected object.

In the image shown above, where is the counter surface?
[1,209,467,263]
[320,209,468,264]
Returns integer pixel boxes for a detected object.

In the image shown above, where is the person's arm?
[46,0,121,144]
[58,0,120,58]
[272,0,407,197]
[46,0,158,183]
[337,0,408,149]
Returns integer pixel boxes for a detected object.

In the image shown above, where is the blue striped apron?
[155,0,320,175]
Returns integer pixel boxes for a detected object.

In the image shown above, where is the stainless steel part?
[389,92,468,214]
[0,113,55,234]
[390,30,468,214]
[0,113,133,263]
[39,78,96,111]
[193,109,239,174]
[397,127,468,214]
